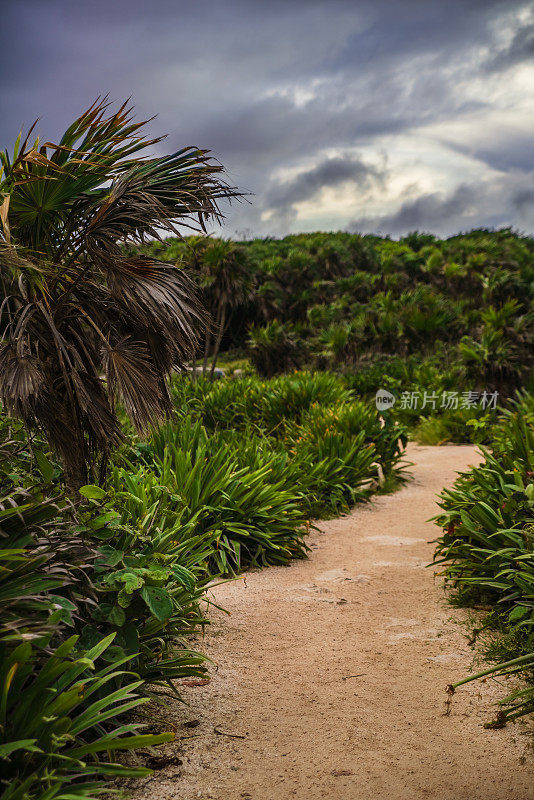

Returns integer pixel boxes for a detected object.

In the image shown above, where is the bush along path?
[127,444,532,800]
[434,395,534,724]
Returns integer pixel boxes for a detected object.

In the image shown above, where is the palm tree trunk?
[209,305,226,380]
[63,447,88,496]
[202,329,212,375]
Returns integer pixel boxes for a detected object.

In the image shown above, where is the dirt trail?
[134,444,533,800]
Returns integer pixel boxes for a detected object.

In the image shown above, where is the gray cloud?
[349,185,478,236]
[265,155,384,205]
[436,134,534,174]
[349,171,534,237]
[486,21,534,72]
[263,154,385,228]
[512,188,534,212]
[0,0,533,238]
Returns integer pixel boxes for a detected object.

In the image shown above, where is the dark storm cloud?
[349,185,478,235]
[1,0,532,237]
[437,135,534,174]
[265,155,385,207]
[512,188,534,212]
[486,21,534,72]
[263,154,386,227]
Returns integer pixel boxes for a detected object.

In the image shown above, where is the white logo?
[375,389,396,411]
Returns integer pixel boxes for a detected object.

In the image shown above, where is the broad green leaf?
[140,585,173,621]
[79,485,106,500]
[34,450,54,483]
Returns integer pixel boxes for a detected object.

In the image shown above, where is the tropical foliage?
[0,367,406,799]
[136,228,534,443]
[433,394,534,725]
[0,99,240,489]
[0,424,176,800]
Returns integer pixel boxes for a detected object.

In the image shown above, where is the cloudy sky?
[2,0,534,238]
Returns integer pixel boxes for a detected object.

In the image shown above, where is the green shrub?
[248,321,305,377]
[0,423,205,800]
[433,397,534,723]
[154,374,407,524]
[142,418,309,574]
[171,371,360,433]
[0,634,172,800]
[412,408,497,445]
[289,426,376,517]
[78,477,211,688]
[257,372,352,432]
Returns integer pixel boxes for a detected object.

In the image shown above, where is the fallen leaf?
[183,719,201,728]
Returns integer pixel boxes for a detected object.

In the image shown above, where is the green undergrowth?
[0,370,407,799]
[206,351,510,445]
[433,393,534,725]
[134,371,409,524]
[0,425,183,800]
[343,353,505,445]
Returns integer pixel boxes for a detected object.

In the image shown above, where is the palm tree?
[0,99,241,490]
[248,321,303,377]
[195,239,254,378]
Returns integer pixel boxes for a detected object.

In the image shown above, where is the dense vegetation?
[434,394,534,726]
[136,228,534,443]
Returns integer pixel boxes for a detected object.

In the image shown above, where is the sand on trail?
[133,444,533,800]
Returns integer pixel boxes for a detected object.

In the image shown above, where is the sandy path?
[134,444,533,800]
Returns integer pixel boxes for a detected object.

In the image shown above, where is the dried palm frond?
[0,99,242,490]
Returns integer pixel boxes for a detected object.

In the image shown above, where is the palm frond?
[0,99,240,488]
